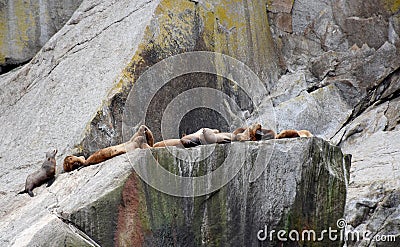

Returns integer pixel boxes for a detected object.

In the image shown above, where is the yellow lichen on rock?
[14,0,35,54]
[0,6,6,64]
[383,0,400,13]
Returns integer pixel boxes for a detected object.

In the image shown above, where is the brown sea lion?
[275,129,300,139]
[18,149,57,197]
[275,129,314,139]
[233,127,246,135]
[298,130,313,137]
[83,136,148,166]
[63,128,153,172]
[63,155,86,172]
[126,136,151,150]
[235,123,262,141]
[153,139,185,148]
[130,125,154,147]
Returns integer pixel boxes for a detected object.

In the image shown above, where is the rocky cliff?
[0,139,349,246]
[0,0,399,246]
[0,0,83,73]
[262,1,400,245]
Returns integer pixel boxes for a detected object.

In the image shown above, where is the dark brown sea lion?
[256,128,276,140]
[18,149,57,197]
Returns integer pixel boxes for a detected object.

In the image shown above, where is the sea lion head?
[134,136,152,149]
[138,125,154,146]
[46,149,58,160]
[249,123,262,141]
[131,125,154,147]
[63,155,84,172]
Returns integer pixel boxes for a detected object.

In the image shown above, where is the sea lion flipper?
[17,189,26,195]
[46,177,55,187]
[180,138,198,148]
[27,190,34,197]
[221,138,231,144]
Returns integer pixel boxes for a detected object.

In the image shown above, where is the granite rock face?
[0,0,161,222]
[264,0,400,245]
[0,139,349,247]
[0,0,83,73]
[0,0,399,246]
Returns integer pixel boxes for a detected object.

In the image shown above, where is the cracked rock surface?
[264,0,400,245]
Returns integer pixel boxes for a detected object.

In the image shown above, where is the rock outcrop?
[0,0,83,73]
[0,139,349,247]
[263,0,400,245]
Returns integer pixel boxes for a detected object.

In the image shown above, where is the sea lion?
[275,129,314,139]
[235,123,262,141]
[63,128,153,172]
[298,130,313,137]
[256,128,276,140]
[201,128,217,144]
[202,128,234,144]
[63,155,86,172]
[153,139,185,148]
[130,125,154,147]
[127,136,151,150]
[180,129,203,147]
[18,149,57,197]
[83,135,148,166]
[233,127,246,135]
[180,128,222,147]
[275,129,300,139]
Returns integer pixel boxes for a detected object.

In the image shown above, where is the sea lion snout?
[46,149,58,159]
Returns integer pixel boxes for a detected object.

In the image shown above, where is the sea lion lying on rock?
[235,123,262,141]
[275,129,313,139]
[257,128,276,140]
[180,128,217,147]
[153,139,185,148]
[63,125,153,172]
[202,128,234,144]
